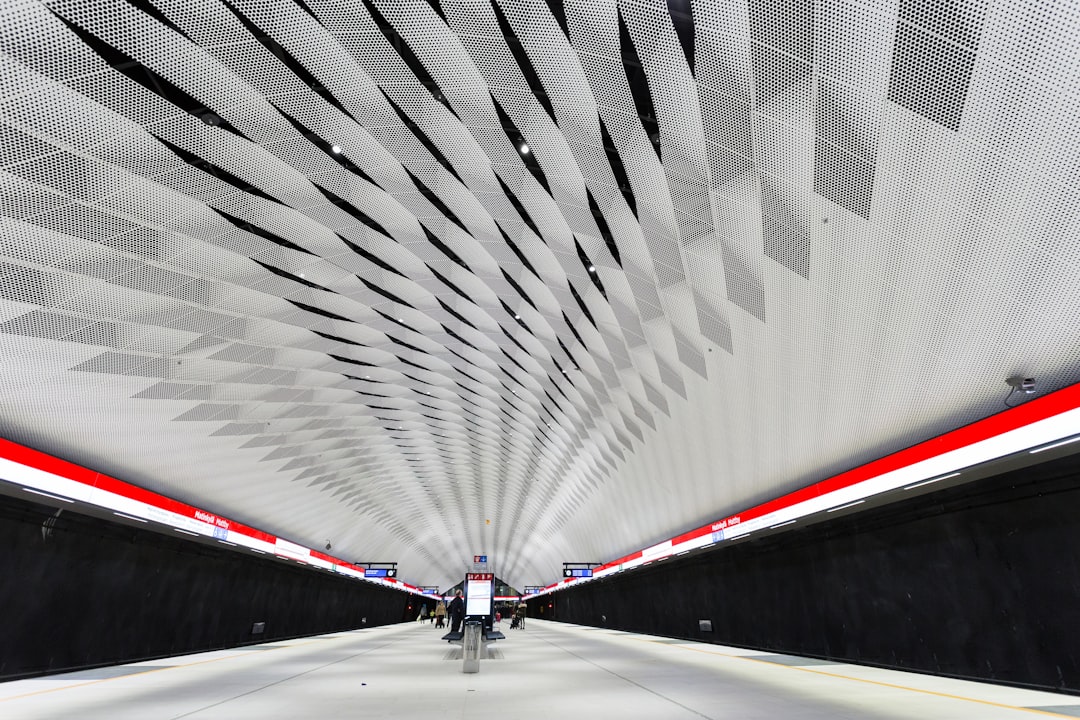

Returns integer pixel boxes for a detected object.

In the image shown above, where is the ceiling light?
[1029,436,1080,454]
[514,314,520,319]
[588,265,596,272]
[903,472,960,490]
[520,143,529,154]
[331,145,342,154]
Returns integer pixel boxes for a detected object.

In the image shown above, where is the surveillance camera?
[325,541,332,551]
[1007,376,1037,394]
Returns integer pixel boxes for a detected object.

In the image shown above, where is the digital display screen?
[465,578,493,616]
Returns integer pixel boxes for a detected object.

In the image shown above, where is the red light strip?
[529,381,1080,594]
[0,438,439,596]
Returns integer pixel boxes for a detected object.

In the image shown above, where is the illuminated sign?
[465,574,494,616]
[0,439,423,596]
[524,380,1080,597]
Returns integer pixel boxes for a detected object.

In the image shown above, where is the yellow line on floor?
[0,639,323,704]
[635,637,1074,719]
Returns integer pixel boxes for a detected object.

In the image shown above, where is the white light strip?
[827,500,865,513]
[770,520,796,529]
[217,540,236,547]
[1029,435,1080,454]
[904,472,961,491]
[174,528,199,536]
[113,511,147,523]
[250,549,266,554]
[23,487,73,503]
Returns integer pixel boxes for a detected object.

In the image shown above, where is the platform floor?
[2,620,1078,719]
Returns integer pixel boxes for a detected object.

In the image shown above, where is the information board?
[465,572,494,616]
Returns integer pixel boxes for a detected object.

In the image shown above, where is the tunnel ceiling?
[0,0,1078,591]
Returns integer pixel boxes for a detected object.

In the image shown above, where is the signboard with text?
[465,573,494,616]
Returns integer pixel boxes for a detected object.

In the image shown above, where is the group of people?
[416,599,449,628]
[417,590,466,631]
[509,602,526,629]
[417,592,525,633]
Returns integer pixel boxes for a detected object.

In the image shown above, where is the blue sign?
[569,568,592,578]
[473,555,487,563]
[365,568,390,577]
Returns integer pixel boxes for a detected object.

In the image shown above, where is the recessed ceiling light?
[514,314,520,319]
[588,265,596,272]
[520,143,529,154]
[331,145,342,154]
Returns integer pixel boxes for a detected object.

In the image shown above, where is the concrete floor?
[2,620,1078,719]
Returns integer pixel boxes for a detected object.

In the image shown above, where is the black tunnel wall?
[546,452,1080,693]
[0,493,411,680]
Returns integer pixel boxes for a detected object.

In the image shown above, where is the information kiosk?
[462,572,494,673]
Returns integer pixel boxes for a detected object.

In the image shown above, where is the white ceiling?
[0,0,1078,591]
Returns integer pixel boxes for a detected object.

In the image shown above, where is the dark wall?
[547,452,1080,693]
[0,494,411,680]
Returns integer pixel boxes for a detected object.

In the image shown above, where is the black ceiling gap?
[380,90,465,185]
[407,171,471,236]
[360,0,457,113]
[313,329,365,348]
[586,189,621,267]
[385,333,429,355]
[315,184,393,239]
[489,1,557,122]
[542,0,571,41]
[492,98,552,195]
[219,1,358,122]
[330,353,376,367]
[52,11,246,138]
[341,235,406,277]
[598,116,638,216]
[290,299,353,322]
[495,175,545,242]
[372,307,416,332]
[436,298,479,330]
[217,209,314,256]
[667,0,695,74]
[155,135,277,203]
[427,264,475,305]
[357,275,416,309]
[123,0,190,39]
[557,310,591,345]
[441,324,479,351]
[254,259,334,292]
[495,224,543,280]
[574,239,608,300]
[275,105,379,183]
[288,0,322,23]
[395,354,431,372]
[618,8,661,159]
[556,335,583,371]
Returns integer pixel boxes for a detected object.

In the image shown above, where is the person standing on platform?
[418,603,427,623]
[448,590,465,633]
[435,600,446,628]
[515,602,526,629]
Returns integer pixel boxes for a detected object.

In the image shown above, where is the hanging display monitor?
[465,572,494,616]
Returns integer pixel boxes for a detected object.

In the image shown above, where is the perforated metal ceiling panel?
[0,0,1077,590]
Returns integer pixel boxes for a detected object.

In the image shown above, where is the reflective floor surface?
[2,619,1078,719]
